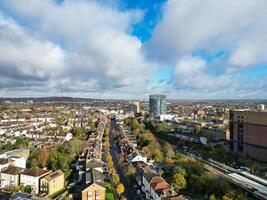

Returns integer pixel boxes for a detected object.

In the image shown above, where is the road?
[110,120,137,200]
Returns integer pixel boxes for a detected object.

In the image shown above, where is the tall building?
[149,94,167,118]
[229,110,267,162]
[133,101,141,115]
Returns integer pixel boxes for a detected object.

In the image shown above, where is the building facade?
[20,168,51,195]
[149,94,167,118]
[229,110,267,162]
[133,101,141,115]
[0,166,24,189]
[40,170,64,196]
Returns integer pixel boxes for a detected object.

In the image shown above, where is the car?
[67,182,76,189]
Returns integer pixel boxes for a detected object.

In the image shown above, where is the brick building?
[229,110,267,162]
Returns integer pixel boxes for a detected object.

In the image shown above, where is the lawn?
[105,180,115,200]
[106,192,115,200]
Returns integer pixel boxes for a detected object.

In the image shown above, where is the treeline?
[104,125,125,198]
[124,117,174,163]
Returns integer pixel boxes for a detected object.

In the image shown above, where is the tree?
[15,137,29,148]
[125,165,136,176]
[156,122,170,132]
[105,127,110,135]
[109,167,115,175]
[209,194,217,200]
[112,174,120,185]
[38,149,49,168]
[71,127,87,137]
[130,118,139,130]
[195,125,202,135]
[116,183,125,196]
[164,157,174,164]
[172,172,186,190]
[31,158,38,167]
[152,147,164,162]
[162,142,175,158]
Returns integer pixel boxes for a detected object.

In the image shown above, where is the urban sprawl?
[0,96,267,200]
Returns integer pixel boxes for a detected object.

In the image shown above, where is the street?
[110,120,137,200]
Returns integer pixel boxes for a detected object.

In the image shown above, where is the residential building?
[229,110,267,161]
[133,101,141,115]
[9,156,26,168]
[141,172,183,200]
[0,166,24,189]
[149,94,167,118]
[20,167,51,194]
[40,170,64,196]
[86,159,103,173]
[75,169,106,200]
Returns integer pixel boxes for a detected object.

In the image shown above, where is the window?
[87,191,92,200]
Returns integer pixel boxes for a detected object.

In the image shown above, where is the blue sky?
[0,0,266,99]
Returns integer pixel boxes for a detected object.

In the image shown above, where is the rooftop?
[1,165,24,175]
[20,167,50,177]
[43,170,64,182]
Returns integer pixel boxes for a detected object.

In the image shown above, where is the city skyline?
[0,0,267,99]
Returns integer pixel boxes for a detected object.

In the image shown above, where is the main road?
[109,119,137,200]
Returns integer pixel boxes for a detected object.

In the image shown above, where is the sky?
[0,0,266,99]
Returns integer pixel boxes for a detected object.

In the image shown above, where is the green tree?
[71,127,87,137]
[152,147,164,162]
[195,125,202,135]
[15,137,29,148]
[172,172,186,190]
[156,122,170,132]
[162,142,175,158]
[209,194,217,200]
[112,174,120,185]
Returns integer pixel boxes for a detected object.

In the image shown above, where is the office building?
[149,94,167,118]
[229,110,267,162]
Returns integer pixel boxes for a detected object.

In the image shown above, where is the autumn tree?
[112,174,120,185]
[116,183,125,196]
[125,165,136,176]
[38,149,49,168]
[162,142,175,158]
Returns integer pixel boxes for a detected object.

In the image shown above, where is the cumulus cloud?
[148,0,267,68]
[0,0,266,99]
[0,0,154,97]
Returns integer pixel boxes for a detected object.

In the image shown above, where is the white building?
[20,168,51,194]
[0,166,24,189]
[9,156,26,168]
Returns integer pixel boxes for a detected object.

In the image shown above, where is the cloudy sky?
[0,0,266,99]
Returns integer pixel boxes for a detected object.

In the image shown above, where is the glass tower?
[149,94,167,117]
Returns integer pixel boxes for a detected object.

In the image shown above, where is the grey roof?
[1,165,24,175]
[86,159,103,169]
[85,169,105,188]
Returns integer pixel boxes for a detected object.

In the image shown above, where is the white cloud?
[0,0,155,97]
[174,56,240,90]
[148,0,267,69]
[0,12,65,80]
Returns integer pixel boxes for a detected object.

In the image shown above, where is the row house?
[40,170,65,196]
[0,166,24,189]
[141,172,185,200]
[0,167,65,196]
[20,168,51,194]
